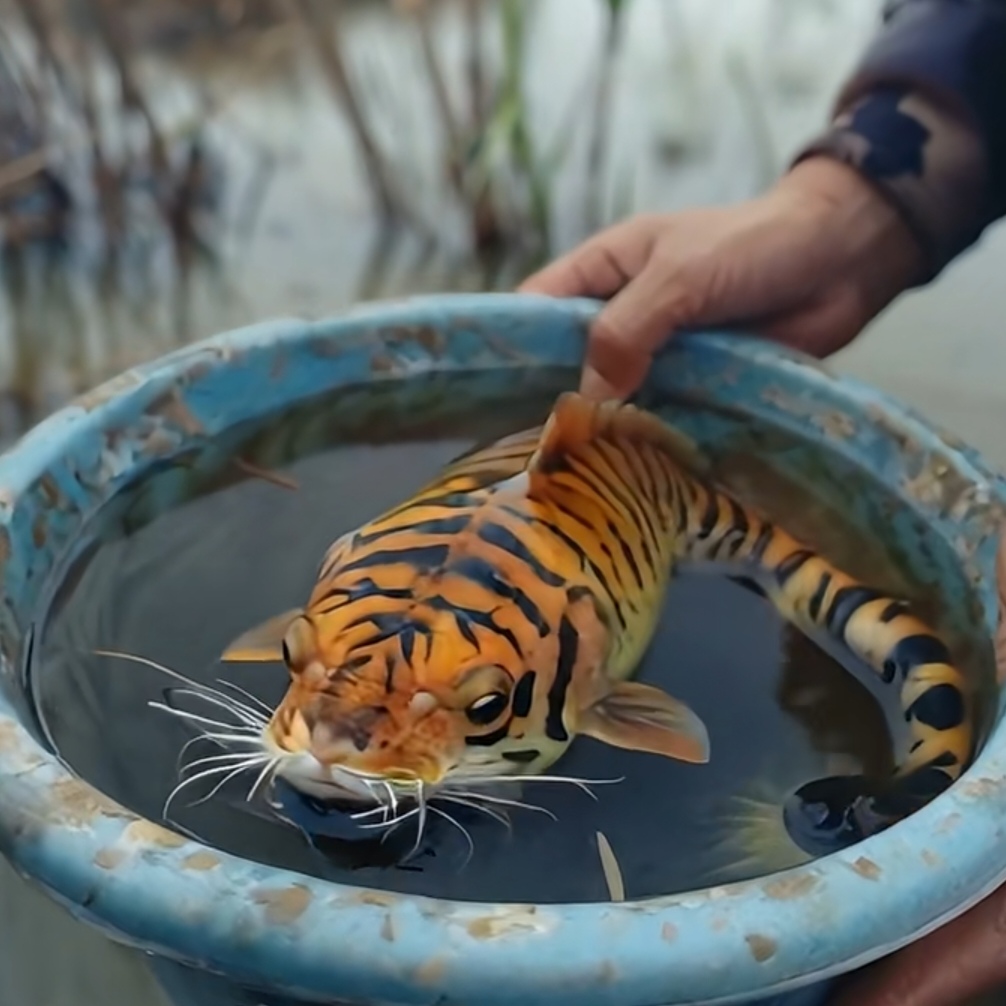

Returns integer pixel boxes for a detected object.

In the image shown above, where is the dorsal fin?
[526,392,709,477]
[219,608,302,663]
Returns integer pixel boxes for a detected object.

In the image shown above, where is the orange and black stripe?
[302,393,974,853]
[667,466,974,855]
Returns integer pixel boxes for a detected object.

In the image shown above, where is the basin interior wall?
[0,295,1003,1006]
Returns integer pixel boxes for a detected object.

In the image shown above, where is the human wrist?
[774,155,926,301]
[793,84,989,283]
[839,0,1006,235]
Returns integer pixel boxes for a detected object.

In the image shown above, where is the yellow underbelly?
[602,572,672,683]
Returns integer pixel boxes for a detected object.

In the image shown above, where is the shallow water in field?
[31,382,992,904]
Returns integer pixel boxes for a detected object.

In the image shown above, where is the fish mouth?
[273,749,445,807]
[273,751,379,805]
[262,722,448,802]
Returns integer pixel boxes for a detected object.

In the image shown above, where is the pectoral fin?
[220,608,302,662]
[578,681,710,764]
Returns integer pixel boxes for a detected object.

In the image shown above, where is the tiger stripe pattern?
[221,392,975,857]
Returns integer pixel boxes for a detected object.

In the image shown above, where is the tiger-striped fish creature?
[220,392,974,857]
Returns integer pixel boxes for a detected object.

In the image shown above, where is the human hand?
[827,533,1006,1006]
[518,156,925,400]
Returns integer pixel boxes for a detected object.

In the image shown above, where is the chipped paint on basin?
[0,293,1004,1006]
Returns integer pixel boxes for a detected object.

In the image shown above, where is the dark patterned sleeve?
[793,0,1006,280]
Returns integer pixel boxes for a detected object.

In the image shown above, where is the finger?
[831,886,1006,1006]
[580,351,648,400]
[579,255,703,400]
[517,219,658,299]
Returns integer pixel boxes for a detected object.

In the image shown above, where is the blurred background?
[2,0,1005,1003]
[0,0,885,439]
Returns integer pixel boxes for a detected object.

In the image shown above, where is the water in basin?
[29,374,994,903]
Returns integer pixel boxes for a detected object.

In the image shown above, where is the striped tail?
[680,480,975,857]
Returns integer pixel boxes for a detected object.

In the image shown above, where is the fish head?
[239,603,571,801]
[265,584,711,794]
[221,582,708,806]
[276,656,522,793]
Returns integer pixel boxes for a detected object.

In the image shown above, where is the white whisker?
[408,782,428,859]
[181,751,263,776]
[149,701,262,734]
[196,760,270,808]
[353,780,427,853]
[382,815,415,845]
[172,684,268,723]
[162,756,268,819]
[216,679,275,718]
[166,758,263,800]
[357,806,419,832]
[94,648,257,713]
[246,758,280,804]
[176,735,203,768]
[175,730,262,769]
[272,807,314,848]
[380,780,400,821]
[360,777,386,806]
[457,773,624,800]
[429,805,474,868]
[196,731,264,746]
[175,732,250,772]
[353,779,397,824]
[165,688,267,730]
[351,804,393,822]
[446,788,557,820]
[94,648,207,689]
[436,794,511,831]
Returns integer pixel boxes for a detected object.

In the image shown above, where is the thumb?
[580,256,703,400]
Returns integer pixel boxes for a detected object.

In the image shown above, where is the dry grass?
[0,0,652,264]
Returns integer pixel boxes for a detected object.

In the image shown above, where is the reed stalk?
[287,0,419,229]
[584,0,629,232]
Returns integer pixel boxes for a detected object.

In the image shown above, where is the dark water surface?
[31,388,985,904]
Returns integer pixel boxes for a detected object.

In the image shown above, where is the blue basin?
[0,293,1004,1006]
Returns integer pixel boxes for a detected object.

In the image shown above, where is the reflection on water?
[35,386,991,903]
[0,0,884,443]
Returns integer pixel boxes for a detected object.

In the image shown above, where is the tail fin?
[697,773,815,886]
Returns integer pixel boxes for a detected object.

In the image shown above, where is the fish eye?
[465,691,510,726]
[283,616,315,672]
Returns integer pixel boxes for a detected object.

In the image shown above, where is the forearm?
[794,0,1006,280]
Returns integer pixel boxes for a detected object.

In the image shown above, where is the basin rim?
[0,292,1003,1006]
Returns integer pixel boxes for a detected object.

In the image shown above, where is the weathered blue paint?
[0,293,1003,1006]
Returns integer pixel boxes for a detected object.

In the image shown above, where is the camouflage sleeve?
[793,0,1006,280]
